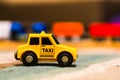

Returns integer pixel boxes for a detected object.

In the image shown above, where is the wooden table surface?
[1,39,120,51]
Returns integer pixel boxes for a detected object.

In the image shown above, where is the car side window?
[42,37,52,45]
[30,37,39,45]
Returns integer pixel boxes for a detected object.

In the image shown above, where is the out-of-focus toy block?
[32,22,47,33]
[89,22,120,38]
[52,22,84,42]
[52,22,84,37]
[11,22,26,40]
[0,21,11,39]
[110,15,120,23]
[14,31,77,66]
[0,21,26,40]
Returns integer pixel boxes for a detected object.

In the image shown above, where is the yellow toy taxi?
[14,31,78,66]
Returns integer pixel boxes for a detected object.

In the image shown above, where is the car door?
[40,37,54,57]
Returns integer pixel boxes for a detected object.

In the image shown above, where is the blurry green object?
[18,34,28,42]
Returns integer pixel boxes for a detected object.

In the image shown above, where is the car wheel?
[22,52,38,66]
[57,52,73,67]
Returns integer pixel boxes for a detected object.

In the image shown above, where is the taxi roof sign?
[41,31,45,34]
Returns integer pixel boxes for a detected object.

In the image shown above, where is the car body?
[15,31,77,66]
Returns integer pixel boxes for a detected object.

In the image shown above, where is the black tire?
[57,52,73,67]
[22,52,38,66]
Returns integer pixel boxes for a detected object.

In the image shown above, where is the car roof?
[29,31,52,37]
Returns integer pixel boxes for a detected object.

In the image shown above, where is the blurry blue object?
[11,22,26,40]
[32,22,47,33]
[110,15,120,23]
[11,22,25,34]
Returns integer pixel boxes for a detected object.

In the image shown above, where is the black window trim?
[41,37,53,45]
[29,37,39,45]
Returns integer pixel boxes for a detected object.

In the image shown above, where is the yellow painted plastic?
[16,31,77,62]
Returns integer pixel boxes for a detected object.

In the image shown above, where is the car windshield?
[52,35,59,44]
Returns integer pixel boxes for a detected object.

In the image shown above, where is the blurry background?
[0,0,120,35]
[0,0,108,30]
[0,0,120,49]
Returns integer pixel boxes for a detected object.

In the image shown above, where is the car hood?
[57,44,76,51]
[18,44,27,49]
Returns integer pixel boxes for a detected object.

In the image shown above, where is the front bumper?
[14,51,19,60]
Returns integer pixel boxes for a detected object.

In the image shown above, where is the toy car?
[14,31,77,66]
[89,23,120,38]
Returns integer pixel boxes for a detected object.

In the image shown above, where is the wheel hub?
[26,55,33,63]
[62,56,69,63]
